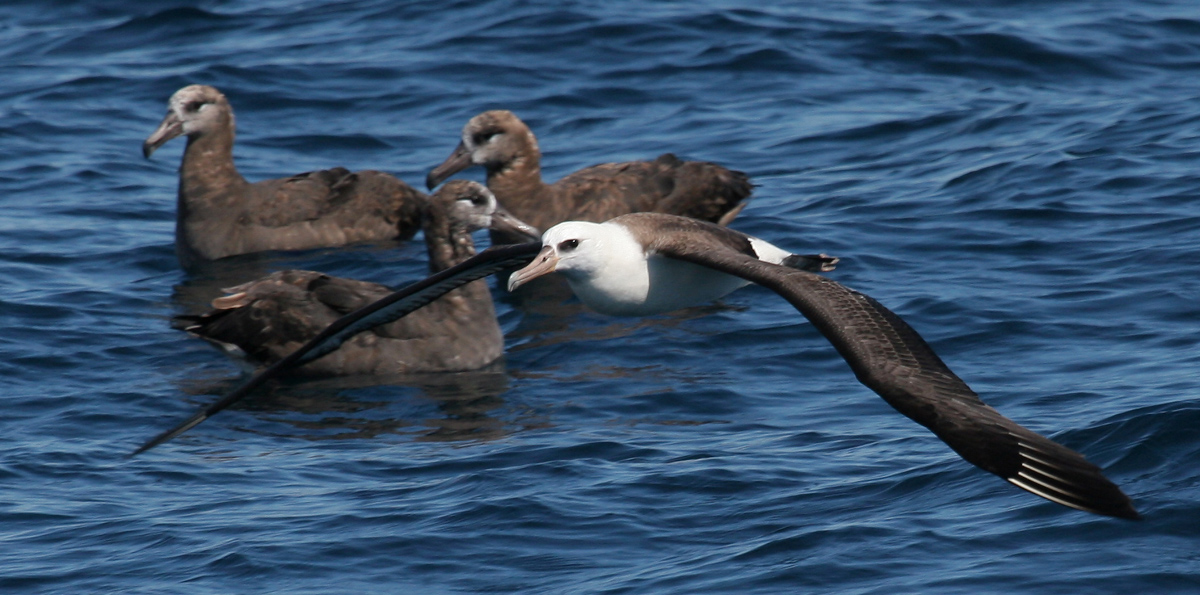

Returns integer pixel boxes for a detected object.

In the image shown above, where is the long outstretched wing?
[133,241,542,456]
[657,243,1138,519]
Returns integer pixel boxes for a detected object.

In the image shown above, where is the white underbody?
[564,254,749,316]
[550,221,790,317]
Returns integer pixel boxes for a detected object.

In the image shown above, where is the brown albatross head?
[425,110,538,189]
[433,180,539,240]
[143,84,234,158]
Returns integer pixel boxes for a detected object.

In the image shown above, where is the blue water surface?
[2,1,1198,593]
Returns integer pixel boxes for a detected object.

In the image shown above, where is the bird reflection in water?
[169,239,422,317]
[171,363,549,445]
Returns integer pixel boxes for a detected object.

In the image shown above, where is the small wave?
[829,27,1120,81]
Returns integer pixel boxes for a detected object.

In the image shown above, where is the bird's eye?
[470,195,487,206]
[472,128,501,145]
[558,239,580,252]
[184,101,205,113]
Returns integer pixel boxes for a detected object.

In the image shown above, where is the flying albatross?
[173,180,537,376]
[144,84,428,269]
[133,213,1139,521]
[425,110,753,243]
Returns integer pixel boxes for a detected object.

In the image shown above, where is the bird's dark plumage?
[135,240,544,456]
[174,180,536,376]
[144,84,427,268]
[628,215,1139,519]
[425,110,752,242]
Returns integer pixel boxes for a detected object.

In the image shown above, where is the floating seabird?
[144,84,428,268]
[175,180,537,376]
[134,241,544,455]
[134,214,1140,521]
[425,110,753,242]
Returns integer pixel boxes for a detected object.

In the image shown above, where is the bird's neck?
[485,144,556,230]
[422,213,477,273]
[420,211,495,324]
[178,130,248,215]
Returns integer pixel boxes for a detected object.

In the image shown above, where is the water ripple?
[1,1,1197,593]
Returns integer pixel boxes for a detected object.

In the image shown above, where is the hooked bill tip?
[506,246,557,292]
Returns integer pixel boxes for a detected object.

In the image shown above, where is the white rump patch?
[749,236,792,265]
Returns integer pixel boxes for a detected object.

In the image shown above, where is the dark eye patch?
[471,127,502,145]
[558,239,580,251]
[183,100,205,113]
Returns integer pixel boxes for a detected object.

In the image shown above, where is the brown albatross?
[174,180,537,376]
[134,214,1140,522]
[144,84,427,268]
[425,110,753,242]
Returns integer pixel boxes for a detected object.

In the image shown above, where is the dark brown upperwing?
[650,155,753,225]
[552,155,751,226]
[658,241,1138,519]
[613,212,758,258]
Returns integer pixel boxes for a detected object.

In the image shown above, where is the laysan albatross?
[506,214,1139,519]
[144,84,428,269]
[133,213,1139,521]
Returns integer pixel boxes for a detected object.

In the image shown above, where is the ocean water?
[2,1,1199,593]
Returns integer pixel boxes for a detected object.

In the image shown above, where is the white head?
[507,216,763,316]
[507,221,653,315]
